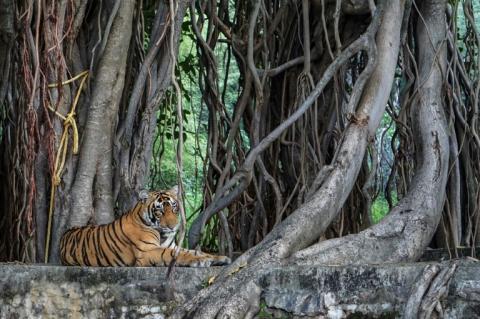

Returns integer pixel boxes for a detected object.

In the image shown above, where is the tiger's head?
[139,186,180,237]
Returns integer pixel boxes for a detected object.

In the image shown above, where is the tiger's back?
[60,217,136,266]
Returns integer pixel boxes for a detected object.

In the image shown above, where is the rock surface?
[0,261,479,318]
[261,262,480,318]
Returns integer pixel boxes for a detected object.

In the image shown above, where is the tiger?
[59,187,231,267]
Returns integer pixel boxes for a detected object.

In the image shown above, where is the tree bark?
[68,0,135,227]
[293,0,448,266]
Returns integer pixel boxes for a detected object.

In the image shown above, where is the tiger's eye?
[171,201,179,212]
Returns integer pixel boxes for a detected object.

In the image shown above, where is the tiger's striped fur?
[59,188,230,267]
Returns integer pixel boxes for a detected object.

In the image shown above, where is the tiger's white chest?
[160,233,177,248]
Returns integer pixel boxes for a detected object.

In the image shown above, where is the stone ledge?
[1,261,479,318]
[261,262,480,318]
[0,264,220,319]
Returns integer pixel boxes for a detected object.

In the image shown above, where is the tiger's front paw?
[211,255,231,266]
[192,255,231,267]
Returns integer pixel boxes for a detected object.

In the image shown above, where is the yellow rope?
[44,70,88,263]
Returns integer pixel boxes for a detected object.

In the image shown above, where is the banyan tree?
[0,0,479,317]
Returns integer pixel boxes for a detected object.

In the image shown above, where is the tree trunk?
[293,0,449,265]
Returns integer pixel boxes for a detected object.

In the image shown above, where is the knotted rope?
[44,70,88,263]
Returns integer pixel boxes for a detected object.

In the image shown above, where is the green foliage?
[147,9,203,222]
[257,301,273,319]
[372,196,388,224]
[455,1,480,54]
[371,193,398,224]
[147,12,241,234]
[370,108,397,223]
[148,91,206,222]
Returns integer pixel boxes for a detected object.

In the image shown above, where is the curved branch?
[228,0,402,266]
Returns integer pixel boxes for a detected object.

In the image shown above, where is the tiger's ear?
[168,185,179,195]
[138,190,149,203]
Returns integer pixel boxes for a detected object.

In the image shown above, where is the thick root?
[169,262,267,319]
[404,263,457,319]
